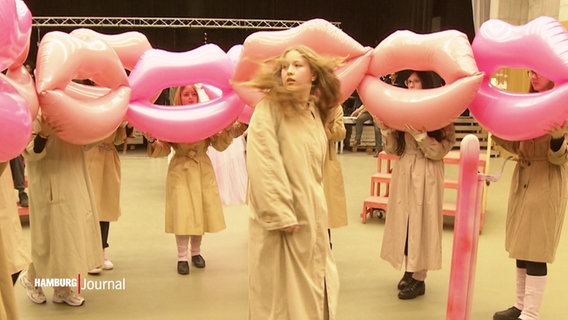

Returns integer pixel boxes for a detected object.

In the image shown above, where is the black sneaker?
[493,306,521,320]
[191,255,206,268]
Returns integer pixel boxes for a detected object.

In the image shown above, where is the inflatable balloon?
[0,76,32,161]
[470,16,568,140]
[231,18,371,106]
[70,28,152,71]
[127,44,245,143]
[358,29,482,131]
[0,0,32,71]
[35,31,130,144]
[4,65,39,119]
[226,44,255,123]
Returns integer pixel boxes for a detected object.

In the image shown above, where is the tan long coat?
[493,135,568,263]
[0,235,19,320]
[0,168,31,274]
[148,131,233,235]
[247,100,339,320]
[85,127,127,222]
[23,120,103,279]
[380,124,455,271]
[324,106,348,228]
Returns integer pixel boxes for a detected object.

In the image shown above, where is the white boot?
[102,248,114,270]
[519,275,546,320]
[514,268,527,310]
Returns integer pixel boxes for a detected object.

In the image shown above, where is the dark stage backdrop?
[23,0,474,65]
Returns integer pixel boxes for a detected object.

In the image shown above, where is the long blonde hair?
[244,45,343,121]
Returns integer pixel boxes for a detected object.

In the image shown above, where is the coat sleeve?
[417,123,456,160]
[548,136,568,166]
[209,128,234,152]
[325,106,346,142]
[147,141,172,158]
[381,129,401,155]
[246,100,297,230]
[492,135,520,155]
[23,117,47,162]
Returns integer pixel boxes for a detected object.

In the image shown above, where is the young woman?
[378,70,456,300]
[147,85,245,275]
[492,70,568,320]
[245,45,343,320]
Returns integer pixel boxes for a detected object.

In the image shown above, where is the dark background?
[24,0,475,64]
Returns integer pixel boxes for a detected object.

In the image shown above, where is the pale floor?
[12,149,568,320]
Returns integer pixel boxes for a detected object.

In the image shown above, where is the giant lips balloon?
[470,16,568,140]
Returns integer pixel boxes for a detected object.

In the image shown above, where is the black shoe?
[397,272,413,290]
[398,278,425,300]
[191,255,206,268]
[177,261,189,275]
[19,192,28,207]
[493,306,521,320]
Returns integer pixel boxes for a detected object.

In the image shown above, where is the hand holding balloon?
[405,124,427,141]
[548,121,568,139]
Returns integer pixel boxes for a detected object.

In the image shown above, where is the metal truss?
[32,17,341,30]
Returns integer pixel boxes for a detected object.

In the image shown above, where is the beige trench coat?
[324,106,348,229]
[148,131,233,235]
[0,235,19,320]
[23,120,103,279]
[85,127,127,222]
[380,124,455,271]
[247,100,339,320]
[0,168,31,274]
[493,135,568,263]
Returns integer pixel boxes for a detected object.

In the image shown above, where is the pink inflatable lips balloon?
[35,31,131,145]
[231,18,371,107]
[0,0,32,71]
[70,28,152,71]
[358,29,483,132]
[0,77,32,161]
[227,44,254,124]
[127,44,245,143]
[470,16,568,140]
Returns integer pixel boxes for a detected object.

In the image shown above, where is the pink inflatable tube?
[231,18,371,107]
[470,17,568,140]
[127,44,245,143]
[358,30,482,131]
[446,135,483,320]
[0,76,32,161]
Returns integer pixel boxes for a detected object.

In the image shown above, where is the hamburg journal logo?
[34,275,126,293]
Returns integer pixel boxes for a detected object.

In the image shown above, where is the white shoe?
[19,271,46,304]
[52,288,85,306]
[102,259,114,270]
[88,266,103,275]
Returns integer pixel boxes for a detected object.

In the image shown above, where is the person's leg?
[190,235,206,268]
[519,261,547,320]
[373,123,382,154]
[493,260,526,320]
[19,263,46,304]
[9,155,27,207]
[344,125,353,149]
[100,221,113,270]
[175,235,190,274]
[53,286,84,306]
[354,113,370,146]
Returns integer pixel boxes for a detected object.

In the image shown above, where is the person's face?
[180,86,199,105]
[405,73,423,90]
[528,70,554,93]
[280,50,314,90]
